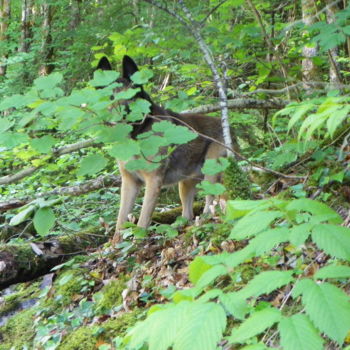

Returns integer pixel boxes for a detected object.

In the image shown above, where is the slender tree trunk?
[326,0,342,89]
[39,3,55,75]
[19,0,34,53]
[0,0,11,76]
[301,0,320,88]
[69,0,82,31]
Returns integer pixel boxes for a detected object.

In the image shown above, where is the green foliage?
[124,198,350,349]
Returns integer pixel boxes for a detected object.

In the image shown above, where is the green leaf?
[326,105,350,137]
[289,223,313,246]
[127,301,226,350]
[189,257,213,284]
[230,210,284,240]
[108,139,140,160]
[248,227,289,255]
[197,180,226,196]
[279,314,324,350]
[219,292,249,320]
[286,199,342,224]
[315,264,350,279]
[33,207,56,236]
[226,199,273,220]
[311,224,350,260]
[0,132,28,148]
[286,103,315,130]
[96,124,132,143]
[195,265,228,289]
[238,271,294,299]
[128,99,151,122]
[77,154,108,176]
[34,72,63,90]
[229,308,281,344]
[114,88,139,101]
[90,70,119,87]
[30,135,57,154]
[9,205,37,226]
[152,121,197,145]
[201,158,229,176]
[293,279,350,345]
[0,117,13,132]
[0,94,28,111]
[131,69,154,85]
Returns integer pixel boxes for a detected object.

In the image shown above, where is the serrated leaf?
[226,199,272,220]
[127,301,226,350]
[286,199,342,224]
[0,94,28,111]
[326,105,350,137]
[33,207,56,236]
[152,121,197,145]
[128,99,151,122]
[197,180,226,196]
[219,292,249,320]
[34,72,63,90]
[279,314,324,350]
[114,88,139,100]
[230,210,284,240]
[311,224,350,260]
[248,227,289,255]
[229,308,281,344]
[239,271,294,299]
[292,279,350,345]
[30,135,57,154]
[289,223,313,246]
[315,264,350,279]
[77,154,108,176]
[0,132,28,148]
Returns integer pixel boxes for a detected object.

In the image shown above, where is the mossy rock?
[0,308,36,350]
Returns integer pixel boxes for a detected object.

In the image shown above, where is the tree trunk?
[39,3,55,75]
[326,0,342,89]
[19,0,34,53]
[0,0,11,76]
[301,0,320,88]
[70,0,82,31]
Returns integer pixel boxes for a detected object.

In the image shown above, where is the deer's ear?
[122,55,139,80]
[96,56,113,71]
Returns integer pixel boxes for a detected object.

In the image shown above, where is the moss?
[102,309,139,338]
[93,278,127,314]
[44,268,88,308]
[0,308,36,350]
[58,326,98,350]
[223,157,252,200]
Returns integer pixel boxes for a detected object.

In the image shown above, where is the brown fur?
[96,56,226,237]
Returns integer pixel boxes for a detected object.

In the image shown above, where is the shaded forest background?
[0,1,350,350]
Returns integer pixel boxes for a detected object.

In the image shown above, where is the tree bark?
[39,2,55,75]
[326,0,342,89]
[0,0,11,76]
[19,0,34,53]
[301,0,320,88]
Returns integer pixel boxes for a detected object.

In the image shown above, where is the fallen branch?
[0,138,99,185]
[183,97,287,114]
[0,174,121,212]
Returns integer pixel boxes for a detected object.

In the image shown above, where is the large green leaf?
[30,135,57,154]
[127,301,226,350]
[9,205,36,226]
[33,207,56,236]
[293,279,350,345]
[77,154,108,176]
[278,314,324,350]
[315,264,350,279]
[90,70,119,87]
[311,224,350,260]
[230,210,284,240]
[108,139,140,161]
[238,270,294,299]
[229,308,281,344]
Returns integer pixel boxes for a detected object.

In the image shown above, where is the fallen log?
[0,204,203,289]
